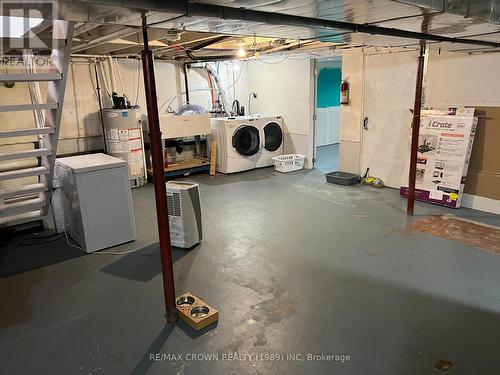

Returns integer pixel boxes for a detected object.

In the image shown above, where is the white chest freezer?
[55,153,136,253]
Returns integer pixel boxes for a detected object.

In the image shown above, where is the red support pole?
[407,42,426,215]
[141,17,177,322]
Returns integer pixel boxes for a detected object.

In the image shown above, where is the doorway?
[314,57,341,173]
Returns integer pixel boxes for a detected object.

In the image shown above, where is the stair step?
[0,210,42,228]
[0,73,62,82]
[0,197,45,217]
[0,127,54,138]
[0,166,49,181]
[0,103,58,113]
[0,183,47,200]
[0,148,52,161]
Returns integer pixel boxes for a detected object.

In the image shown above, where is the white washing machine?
[255,116,284,168]
[210,116,261,173]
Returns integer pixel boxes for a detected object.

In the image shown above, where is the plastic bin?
[272,154,305,173]
[325,171,360,186]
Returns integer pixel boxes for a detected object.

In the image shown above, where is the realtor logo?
[1,1,57,51]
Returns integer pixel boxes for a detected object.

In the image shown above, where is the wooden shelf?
[147,157,211,179]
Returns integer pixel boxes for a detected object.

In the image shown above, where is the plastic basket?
[272,154,305,173]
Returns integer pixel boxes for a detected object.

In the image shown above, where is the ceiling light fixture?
[236,47,247,58]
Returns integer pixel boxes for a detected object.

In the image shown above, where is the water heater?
[102,108,147,188]
[166,181,202,248]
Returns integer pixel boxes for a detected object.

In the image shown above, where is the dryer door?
[232,125,260,156]
[263,121,283,152]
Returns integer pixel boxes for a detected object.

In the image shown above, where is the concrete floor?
[1,167,500,374]
[315,143,339,173]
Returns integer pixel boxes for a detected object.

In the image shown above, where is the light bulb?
[236,47,247,58]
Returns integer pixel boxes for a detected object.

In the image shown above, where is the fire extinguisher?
[340,79,349,105]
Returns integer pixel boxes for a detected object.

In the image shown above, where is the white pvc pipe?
[114,58,126,97]
[107,56,117,93]
[201,64,231,116]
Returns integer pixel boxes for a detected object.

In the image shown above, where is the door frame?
[310,56,344,169]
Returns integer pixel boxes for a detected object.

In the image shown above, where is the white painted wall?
[246,58,314,169]
[316,106,340,146]
[339,49,363,174]
[0,58,248,190]
[337,47,500,212]
[426,51,500,107]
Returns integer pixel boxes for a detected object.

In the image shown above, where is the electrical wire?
[63,228,145,255]
[134,59,141,106]
[64,228,85,251]
[92,247,149,255]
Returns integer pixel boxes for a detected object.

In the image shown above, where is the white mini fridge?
[55,153,136,252]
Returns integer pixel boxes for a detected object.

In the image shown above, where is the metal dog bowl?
[176,295,195,307]
[189,306,210,318]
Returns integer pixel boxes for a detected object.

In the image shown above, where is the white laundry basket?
[272,154,305,173]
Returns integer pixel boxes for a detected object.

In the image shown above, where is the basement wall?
[425,51,500,213]
[246,58,315,169]
[0,58,247,189]
[338,48,500,213]
[338,49,363,174]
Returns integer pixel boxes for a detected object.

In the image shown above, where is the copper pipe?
[141,16,177,323]
[407,42,426,215]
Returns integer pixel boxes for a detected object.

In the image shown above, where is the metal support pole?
[141,16,177,323]
[407,42,426,215]
[183,63,190,103]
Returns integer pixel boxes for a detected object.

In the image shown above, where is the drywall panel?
[339,49,363,143]
[247,58,311,136]
[426,51,500,107]
[361,51,418,188]
[61,62,102,142]
[283,133,308,157]
[252,100,310,135]
[247,58,314,168]
[339,140,360,174]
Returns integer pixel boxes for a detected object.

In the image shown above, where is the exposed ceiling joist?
[72,27,139,53]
